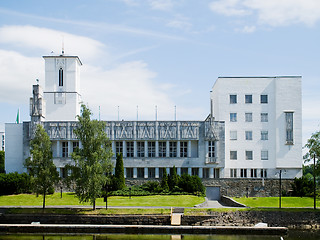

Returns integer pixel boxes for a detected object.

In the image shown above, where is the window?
[208,141,215,158]
[230,113,237,122]
[60,168,67,178]
[72,142,79,153]
[260,94,268,104]
[245,131,253,140]
[180,141,188,157]
[261,131,268,140]
[59,68,63,86]
[261,113,268,122]
[261,150,268,160]
[148,142,155,157]
[245,113,252,122]
[169,142,177,157]
[159,142,166,157]
[230,131,237,140]
[240,169,247,178]
[203,168,210,178]
[192,168,199,176]
[148,168,155,178]
[230,94,237,104]
[251,169,257,178]
[181,168,188,175]
[137,142,145,157]
[159,168,165,178]
[230,169,237,178]
[261,169,267,178]
[285,112,294,144]
[246,150,253,160]
[115,141,123,155]
[126,168,133,178]
[137,168,144,178]
[62,141,68,157]
[127,142,134,157]
[245,95,252,104]
[230,151,237,160]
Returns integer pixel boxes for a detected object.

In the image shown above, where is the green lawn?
[0,193,205,208]
[233,196,320,208]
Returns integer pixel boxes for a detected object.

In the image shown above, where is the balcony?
[205,157,218,164]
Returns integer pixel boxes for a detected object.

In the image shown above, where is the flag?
[16,109,19,124]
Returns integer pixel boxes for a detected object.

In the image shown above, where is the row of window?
[230,94,268,104]
[230,130,269,141]
[115,141,189,158]
[230,168,268,178]
[230,150,269,160]
[61,141,79,158]
[230,112,268,122]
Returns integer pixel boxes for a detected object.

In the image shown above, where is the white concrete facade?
[0,132,4,151]
[211,77,302,179]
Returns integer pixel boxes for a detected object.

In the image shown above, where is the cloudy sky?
[0,0,320,147]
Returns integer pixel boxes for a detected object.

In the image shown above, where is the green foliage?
[304,131,320,166]
[160,168,169,192]
[178,174,205,196]
[114,153,125,190]
[24,124,59,209]
[69,104,113,209]
[0,151,4,173]
[0,172,31,195]
[168,166,179,191]
[291,176,315,197]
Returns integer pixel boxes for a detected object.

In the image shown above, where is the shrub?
[0,172,31,195]
[0,151,4,173]
[291,176,314,197]
[178,174,205,196]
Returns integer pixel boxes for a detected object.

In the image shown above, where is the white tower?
[43,54,82,121]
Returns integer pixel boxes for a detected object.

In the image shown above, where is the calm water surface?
[1,231,320,240]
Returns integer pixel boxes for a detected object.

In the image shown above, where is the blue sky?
[0,0,319,147]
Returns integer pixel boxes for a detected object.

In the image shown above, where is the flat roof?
[43,55,82,65]
[217,76,302,79]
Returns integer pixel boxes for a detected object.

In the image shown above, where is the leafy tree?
[291,176,314,197]
[178,174,205,196]
[0,151,4,173]
[24,124,59,209]
[160,168,169,192]
[168,166,179,191]
[304,131,320,165]
[69,104,113,210]
[114,153,125,190]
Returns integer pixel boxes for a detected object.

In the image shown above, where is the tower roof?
[42,55,82,65]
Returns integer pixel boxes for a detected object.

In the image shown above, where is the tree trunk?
[93,199,96,210]
[43,190,46,210]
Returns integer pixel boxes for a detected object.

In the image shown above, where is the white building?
[211,77,302,179]
[5,54,302,182]
[0,132,4,151]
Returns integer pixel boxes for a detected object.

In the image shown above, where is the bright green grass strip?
[233,196,320,208]
[0,193,205,208]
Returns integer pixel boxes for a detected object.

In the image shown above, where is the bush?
[0,151,4,173]
[291,176,314,197]
[0,172,31,195]
[178,174,205,196]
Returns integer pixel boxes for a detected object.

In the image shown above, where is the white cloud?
[166,15,192,31]
[148,0,174,11]
[236,25,256,33]
[209,0,320,26]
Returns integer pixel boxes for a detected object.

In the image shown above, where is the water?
[0,231,320,240]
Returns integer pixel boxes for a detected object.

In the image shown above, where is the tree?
[114,153,125,190]
[304,131,320,165]
[24,124,59,209]
[70,104,113,210]
[0,151,4,173]
[168,166,179,191]
[160,168,169,192]
[291,176,314,197]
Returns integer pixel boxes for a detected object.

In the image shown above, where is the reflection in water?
[0,232,320,240]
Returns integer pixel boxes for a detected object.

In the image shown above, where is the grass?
[0,193,205,208]
[233,196,320,208]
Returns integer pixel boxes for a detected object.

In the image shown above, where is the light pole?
[276,169,286,209]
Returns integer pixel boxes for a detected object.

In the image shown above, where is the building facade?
[5,55,302,181]
[0,132,4,151]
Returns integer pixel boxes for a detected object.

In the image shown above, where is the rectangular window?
[230,151,237,160]
[230,169,237,178]
[192,168,199,176]
[246,150,253,160]
[261,169,267,178]
[285,112,294,144]
[115,141,123,155]
[126,142,134,157]
[72,141,79,153]
[159,168,165,178]
[148,142,155,157]
[208,141,215,158]
[245,131,253,140]
[261,150,268,160]
[245,95,252,104]
[230,113,237,122]
[230,94,237,104]
[59,68,63,86]
[251,169,257,178]
[203,168,210,178]
[126,168,133,178]
[180,141,188,157]
[260,94,268,104]
[137,142,145,157]
[137,168,144,178]
[62,141,68,158]
[245,113,253,122]
[148,168,155,178]
[169,142,177,157]
[261,113,268,122]
[240,169,247,178]
[159,142,166,157]
[261,131,268,140]
[230,131,237,140]
[181,168,188,176]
